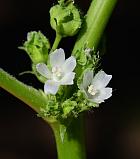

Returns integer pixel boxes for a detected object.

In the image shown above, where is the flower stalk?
[51,34,62,52]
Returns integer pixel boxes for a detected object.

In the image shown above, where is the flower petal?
[44,80,59,95]
[92,71,112,89]
[50,48,65,67]
[60,72,75,85]
[81,70,93,90]
[92,87,112,103]
[91,97,104,104]
[63,56,76,73]
[36,63,52,79]
[101,87,112,99]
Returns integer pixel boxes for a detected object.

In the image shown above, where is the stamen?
[88,85,97,96]
[52,66,62,77]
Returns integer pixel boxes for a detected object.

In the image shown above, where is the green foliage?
[38,89,98,121]
[37,94,60,118]
[74,45,100,78]
[62,99,77,118]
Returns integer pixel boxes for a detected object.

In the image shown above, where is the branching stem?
[0,0,117,159]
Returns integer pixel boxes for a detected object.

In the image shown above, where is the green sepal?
[19,31,50,64]
[62,99,77,118]
[37,93,60,119]
[77,90,99,109]
[50,2,82,37]
[32,64,47,83]
[74,46,100,80]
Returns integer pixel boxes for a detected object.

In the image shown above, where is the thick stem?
[72,0,117,54]
[50,116,86,159]
[0,69,47,113]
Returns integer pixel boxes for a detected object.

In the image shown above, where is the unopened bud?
[50,2,82,37]
[19,31,50,64]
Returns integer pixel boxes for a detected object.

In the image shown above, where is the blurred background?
[0,0,140,159]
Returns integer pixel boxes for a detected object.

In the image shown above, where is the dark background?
[0,0,140,159]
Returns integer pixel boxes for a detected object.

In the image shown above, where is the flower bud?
[19,31,50,64]
[50,2,82,37]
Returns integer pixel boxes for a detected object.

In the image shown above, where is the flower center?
[88,85,97,96]
[52,66,63,80]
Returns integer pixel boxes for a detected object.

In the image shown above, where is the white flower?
[80,70,112,104]
[36,48,76,95]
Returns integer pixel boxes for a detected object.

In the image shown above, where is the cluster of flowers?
[36,48,112,104]
[19,0,112,120]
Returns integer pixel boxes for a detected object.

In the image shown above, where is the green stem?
[0,68,86,159]
[51,34,62,52]
[0,1,117,159]
[72,0,117,54]
[50,116,86,159]
[0,68,47,113]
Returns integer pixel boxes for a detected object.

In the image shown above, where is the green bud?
[38,94,59,120]
[62,99,77,118]
[19,31,50,64]
[50,2,82,37]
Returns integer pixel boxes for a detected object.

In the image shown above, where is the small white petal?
[100,87,112,99]
[60,72,75,85]
[92,71,112,89]
[91,97,104,104]
[81,70,93,90]
[44,80,59,95]
[92,87,112,103]
[50,48,65,67]
[36,63,52,79]
[63,56,76,73]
